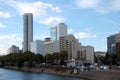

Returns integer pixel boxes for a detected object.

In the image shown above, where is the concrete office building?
[31,40,44,55]
[23,13,33,52]
[7,45,19,54]
[50,23,67,41]
[44,40,60,55]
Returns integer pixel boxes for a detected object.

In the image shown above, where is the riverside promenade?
[3,66,120,80]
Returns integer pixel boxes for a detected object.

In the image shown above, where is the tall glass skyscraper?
[50,26,57,41]
[50,23,67,41]
[107,32,120,54]
[107,35,116,54]
[23,13,33,52]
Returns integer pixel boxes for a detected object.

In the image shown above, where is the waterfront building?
[50,23,67,41]
[7,45,19,54]
[31,40,44,55]
[44,40,60,55]
[23,13,33,52]
[107,32,120,54]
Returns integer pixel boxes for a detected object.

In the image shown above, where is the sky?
[0,0,120,55]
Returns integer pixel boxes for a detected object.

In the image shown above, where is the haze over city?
[0,0,120,55]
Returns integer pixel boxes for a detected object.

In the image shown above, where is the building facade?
[107,32,120,54]
[107,35,116,54]
[31,40,44,55]
[50,27,57,41]
[50,23,67,41]
[7,45,19,54]
[85,46,94,63]
[23,13,33,52]
[44,40,60,55]
[60,34,81,60]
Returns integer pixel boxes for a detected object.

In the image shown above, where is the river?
[0,68,89,80]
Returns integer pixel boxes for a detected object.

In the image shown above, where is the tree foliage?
[0,51,44,67]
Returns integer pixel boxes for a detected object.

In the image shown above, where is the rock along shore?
[2,66,120,80]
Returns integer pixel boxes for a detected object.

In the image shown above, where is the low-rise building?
[85,46,94,63]
[7,45,19,54]
[44,40,60,55]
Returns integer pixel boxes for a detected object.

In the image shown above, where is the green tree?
[60,50,68,61]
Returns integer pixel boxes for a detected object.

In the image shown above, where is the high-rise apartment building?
[23,13,33,52]
[50,23,67,41]
[60,34,81,60]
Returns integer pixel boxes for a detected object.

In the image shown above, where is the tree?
[60,50,68,61]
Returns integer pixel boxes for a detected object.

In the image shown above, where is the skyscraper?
[50,23,67,41]
[50,26,57,41]
[23,13,33,52]
[107,32,120,54]
[57,23,67,40]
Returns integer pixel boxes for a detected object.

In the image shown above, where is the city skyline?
[0,0,120,55]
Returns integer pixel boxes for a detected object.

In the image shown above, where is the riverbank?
[2,66,120,80]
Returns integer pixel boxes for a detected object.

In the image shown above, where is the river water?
[0,68,89,80]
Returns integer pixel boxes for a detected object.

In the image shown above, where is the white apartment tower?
[23,13,33,52]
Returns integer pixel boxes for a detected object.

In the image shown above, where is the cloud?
[0,11,11,18]
[102,18,120,26]
[68,28,73,34]
[0,44,10,55]
[5,0,65,26]
[75,0,99,8]
[110,0,120,11]
[51,6,63,12]
[0,34,22,45]
[74,32,97,39]
[75,0,120,14]
[40,16,66,26]
[0,34,22,55]
[0,23,6,28]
